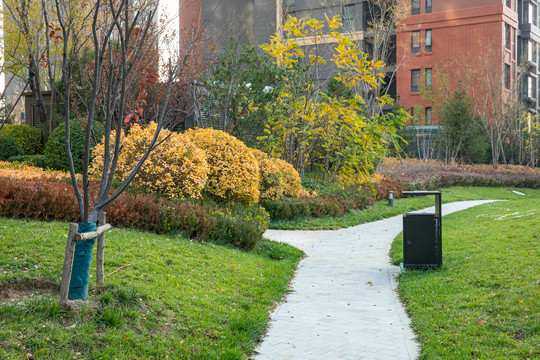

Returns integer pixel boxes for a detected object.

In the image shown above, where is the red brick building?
[396,0,519,125]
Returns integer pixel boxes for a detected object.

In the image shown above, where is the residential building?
[518,0,540,114]
[396,0,521,125]
[179,1,396,96]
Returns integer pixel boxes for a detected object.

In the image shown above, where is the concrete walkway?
[254,200,499,360]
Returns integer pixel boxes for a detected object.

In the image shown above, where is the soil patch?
[0,279,60,304]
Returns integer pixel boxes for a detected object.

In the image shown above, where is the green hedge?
[44,120,103,173]
[0,134,22,160]
[7,154,47,168]
[261,191,372,221]
[0,124,43,155]
[157,202,269,251]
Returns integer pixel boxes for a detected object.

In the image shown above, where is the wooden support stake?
[105,264,132,277]
[74,223,112,241]
[60,223,78,306]
[96,212,106,287]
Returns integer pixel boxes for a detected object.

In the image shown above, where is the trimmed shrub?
[44,120,103,173]
[185,128,260,204]
[208,205,270,251]
[252,149,285,200]
[91,122,209,199]
[0,124,43,155]
[274,159,302,197]
[7,155,47,169]
[0,135,22,160]
[0,175,79,221]
[260,190,371,221]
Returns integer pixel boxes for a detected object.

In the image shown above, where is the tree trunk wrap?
[68,222,97,301]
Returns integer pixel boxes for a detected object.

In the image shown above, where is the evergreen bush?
[7,154,47,168]
[0,134,22,160]
[0,124,43,155]
[44,120,102,172]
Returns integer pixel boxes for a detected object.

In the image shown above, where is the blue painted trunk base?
[68,222,97,301]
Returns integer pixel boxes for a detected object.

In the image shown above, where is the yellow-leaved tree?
[259,15,408,183]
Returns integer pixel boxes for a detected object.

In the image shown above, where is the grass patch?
[0,218,303,359]
[270,186,527,230]
[392,189,540,359]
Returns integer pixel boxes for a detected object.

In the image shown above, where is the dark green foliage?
[326,76,354,99]
[44,120,103,172]
[261,193,371,221]
[438,89,489,163]
[0,124,43,155]
[460,122,488,163]
[0,134,22,160]
[157,202,270,251]
[7,154,47,168]
[209,205,270,251]
[202,39,287,147]
[260,176,378,221]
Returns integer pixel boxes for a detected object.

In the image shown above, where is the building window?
[512,27,515,58]
[411,69,420,92]
[412,0,420,15]
[504,64,510,89]
[425,107,432,125]
[425,29,432,52]
[523,76,537,99]
[532,4,538,27]
[283,0,295,5]
[506,0,511,9]
[505,24,511,50]
[425,68,432,89]
[343,5,355,32]
[411,31,420,53]
[426,0,432,13]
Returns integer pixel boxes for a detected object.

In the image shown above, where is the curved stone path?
[254,200,499,360]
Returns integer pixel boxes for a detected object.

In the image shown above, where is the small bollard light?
[389,191,394,207]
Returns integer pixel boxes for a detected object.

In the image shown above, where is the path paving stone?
[255,200,499,360]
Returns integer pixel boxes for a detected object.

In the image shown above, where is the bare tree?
[53,0,203,300]
[2,0,50,130]
[355,0,410,116]
[466,43,524,168]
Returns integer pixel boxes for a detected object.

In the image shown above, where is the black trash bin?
[402,191,442,269]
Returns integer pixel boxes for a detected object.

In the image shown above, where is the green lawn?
[270,186,529,230]
[0,219,303,359]
[391,188,540,359]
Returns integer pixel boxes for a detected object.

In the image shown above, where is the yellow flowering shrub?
[274,159,302,198]
[251,149,284,200]
[185,128,260,204]
[91,122,209,199]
